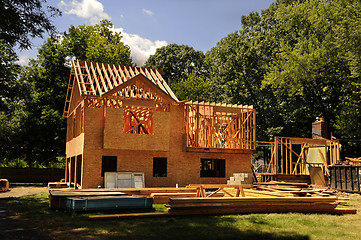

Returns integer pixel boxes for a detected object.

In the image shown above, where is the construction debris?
[86,182,357,220]
[67,195,153,212]
[89,196,356,220]
[340,157,361,165]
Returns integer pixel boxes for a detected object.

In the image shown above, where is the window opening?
[200,158,225,177]
[153,157,167,177]
[123,106,153,134]
[102,156,117,176]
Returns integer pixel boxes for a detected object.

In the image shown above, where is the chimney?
[312,117,329,139]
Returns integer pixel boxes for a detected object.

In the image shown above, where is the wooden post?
[281,138,284,174]
[289,139,293,174]
[275,137,279,175]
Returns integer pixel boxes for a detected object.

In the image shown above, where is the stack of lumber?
[89,196,356,220]
[252,181,335,197]
[341,157,361,165]
[151,192,224,204]
[166,197,355,215]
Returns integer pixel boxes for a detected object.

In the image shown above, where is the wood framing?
[63,60,178,118]
[264,137,340,176]
[64,60,256,188]
[185,101,256,152]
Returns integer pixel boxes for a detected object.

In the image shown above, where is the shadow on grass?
[104,215,310,240]
[10,193,310,240]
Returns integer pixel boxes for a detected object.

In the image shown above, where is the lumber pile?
[166,197,355,215]
[340,157,361,165]
[90,196,356,220]
[252,181,336,197]
[151,192,224,204]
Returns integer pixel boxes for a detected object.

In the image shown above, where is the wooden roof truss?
[63,60,178,118]
[185,101,256,150]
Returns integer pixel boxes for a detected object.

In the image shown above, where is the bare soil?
[0,186,48,199]
[0,186,51,240]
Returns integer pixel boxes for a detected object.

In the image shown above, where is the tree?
[173,70,210,101]
[0,0,61,50]
[205,1,288,141]
[145,44,206,85]
[11,20,133,166]
[63,20,132,65]
[263,0,361,136]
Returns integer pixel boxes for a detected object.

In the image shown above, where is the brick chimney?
[312,117,328,139]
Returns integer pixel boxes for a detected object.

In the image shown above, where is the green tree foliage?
[205,2,286,141]
[63,20,132,65]
[15,36,69,166]
[145,44,206,85]
[263,0,361,143]
[4,20,133,166]
[0,0,61,166]
[0,0,61,50]
[173,70,210,101]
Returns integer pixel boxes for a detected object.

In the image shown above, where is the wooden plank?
[85,61,102,95]
[90,212,170,220]
[90,62,107,93]
[95,63,110,92]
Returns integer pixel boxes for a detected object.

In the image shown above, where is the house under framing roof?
[64,60,256,188]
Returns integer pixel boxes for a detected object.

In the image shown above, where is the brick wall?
[78,102,252,188]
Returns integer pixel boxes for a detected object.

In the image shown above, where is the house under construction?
[63,60,256,188]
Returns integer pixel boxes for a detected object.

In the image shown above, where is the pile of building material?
[151,192,224,204]
[49,190,128,210]
[166,196,355,215]
[0,179,9,192]
[251,181,335,197]
[90,195,356,220]
[227,173,250,185]
[67,195,153,212]
[49,187,198,210]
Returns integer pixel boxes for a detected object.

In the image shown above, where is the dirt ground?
[0,186,48,199]
[0,186,51,240]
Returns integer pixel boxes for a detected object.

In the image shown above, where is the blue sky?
[18,0,275,66]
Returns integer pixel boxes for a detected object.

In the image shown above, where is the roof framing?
[63,60,179,118]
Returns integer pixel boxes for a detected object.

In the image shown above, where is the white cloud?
[58,1,166,66]
[113,27,167,66]
[59,0,111,25]
[17,54,30,65]
[142,8,153,16]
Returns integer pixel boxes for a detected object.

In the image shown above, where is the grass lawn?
[10,192,361,240]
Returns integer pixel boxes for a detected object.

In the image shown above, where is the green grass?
[10,193,361,240]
